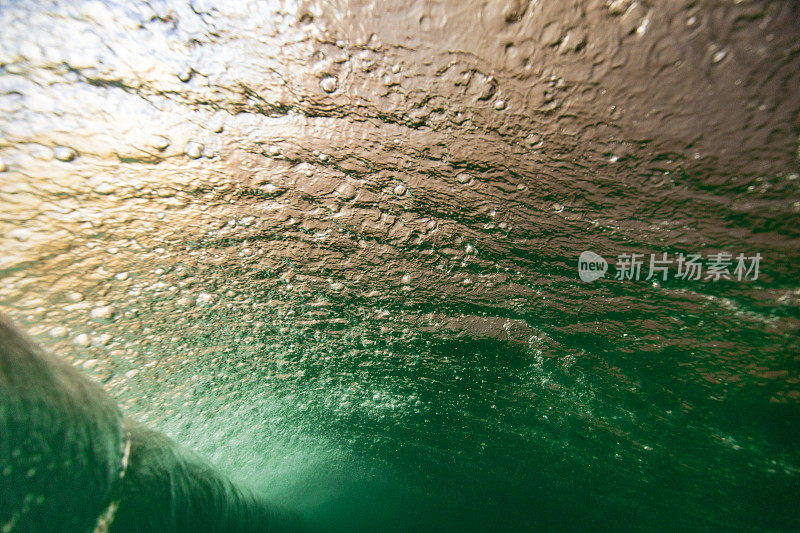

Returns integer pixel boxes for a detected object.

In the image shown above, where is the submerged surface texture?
[1,0,799,530]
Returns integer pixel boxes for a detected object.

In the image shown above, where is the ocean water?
[0,0,799,531]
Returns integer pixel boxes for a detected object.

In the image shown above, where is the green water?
[1,0,799,530]
[101,278,797,532]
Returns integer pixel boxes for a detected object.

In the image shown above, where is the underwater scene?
[1,1,799,531]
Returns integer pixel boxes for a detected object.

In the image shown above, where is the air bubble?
[67,292,84,302]
[151,136,170,151]
[185,142,203,159]
[48,326,68,339]
[94,182,115,195]
[73,333,91,347]
[636,17,649,35]
[336,183,357,200]
[92,334,112,346]
[320,77,338,93]
[607,0,632,15]
[90,305,116,320]
[9,228,30,241]
[53,146,77,162]
[196,292,215,305]
[208,116,224,133]
[526,134,544,148]
[177,297,194,307]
